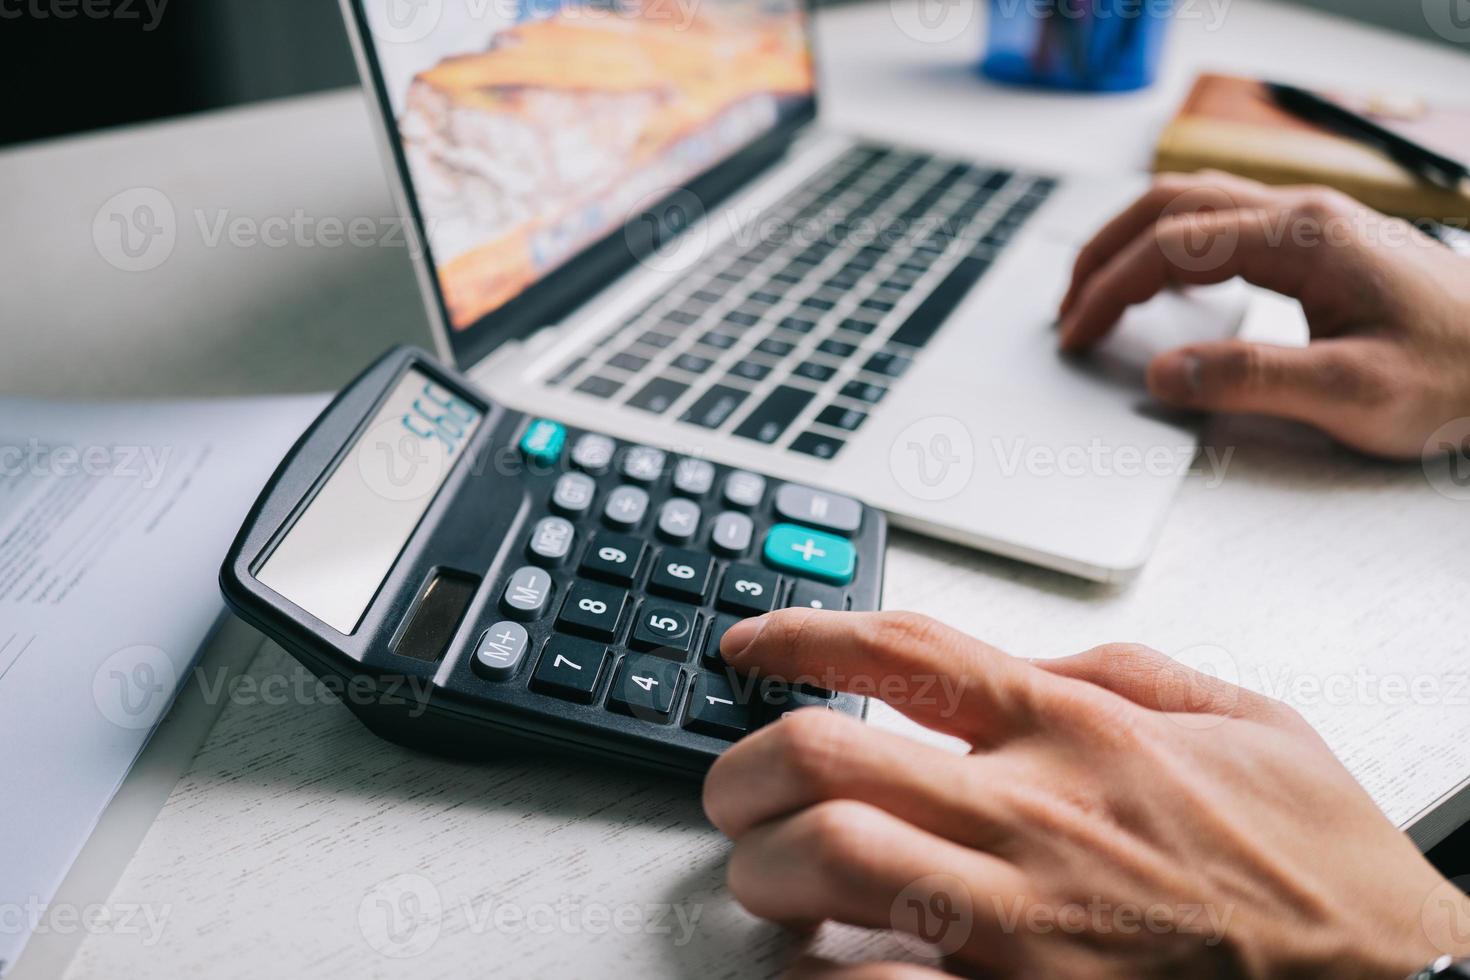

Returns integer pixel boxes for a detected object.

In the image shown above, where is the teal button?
[519,418,566,466]
[763,523,856,585]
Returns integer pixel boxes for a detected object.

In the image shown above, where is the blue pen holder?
[981,0,1172,92]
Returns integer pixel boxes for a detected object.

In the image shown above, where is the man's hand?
[1058,171,1470,459]
[703,608,1470,979]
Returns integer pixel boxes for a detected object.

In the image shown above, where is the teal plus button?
[763,523,856,585]
[519,418,566,466]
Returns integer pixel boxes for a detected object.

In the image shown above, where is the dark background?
[0,0,1457,149]
[3,0,1469,884]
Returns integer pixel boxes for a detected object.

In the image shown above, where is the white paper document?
[0,395,323,976]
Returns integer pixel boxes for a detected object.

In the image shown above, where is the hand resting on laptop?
[1059,171,1470,460]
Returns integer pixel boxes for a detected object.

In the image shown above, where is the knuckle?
[795,799,884,874]
[1212,343,1265,392]
[869,611,945,657]
[770,708,851,790]
[1150,172,1194,198]
[1292,187,1352,226]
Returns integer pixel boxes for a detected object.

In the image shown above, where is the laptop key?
[733,386,815,445]
[754,337,795,357]
[680,385,750,429]
[789,431,846,460]
[627,376,689,414]
[839,380,887,404]
[672,352,714,374]
[728,361,772,383]
[779,316,817,334]
[639,330,677,348]
[699,331,739,350]
[862,352,912,378]
[815,405,867,431]
[575,375,623,399]
[816,337,857,358]
[792,361,836,383]
[837,317,878,335]
[889,254,992,349]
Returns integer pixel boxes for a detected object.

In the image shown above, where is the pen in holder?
[981,0,1172,92]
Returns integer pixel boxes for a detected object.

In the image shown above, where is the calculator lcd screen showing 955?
[257,370,481,634]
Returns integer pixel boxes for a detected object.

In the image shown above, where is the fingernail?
[1151,353,1203,403]
[720,616,767,661]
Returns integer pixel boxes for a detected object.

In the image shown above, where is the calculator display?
[257,370,481,634]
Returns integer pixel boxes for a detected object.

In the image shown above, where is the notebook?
[1153,73,1470,223]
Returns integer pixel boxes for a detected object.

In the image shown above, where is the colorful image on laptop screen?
[360,0,816,332]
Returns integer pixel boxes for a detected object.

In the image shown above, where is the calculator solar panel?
[221,347,886,776]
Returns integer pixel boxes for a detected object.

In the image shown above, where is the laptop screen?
[347,0,817,366]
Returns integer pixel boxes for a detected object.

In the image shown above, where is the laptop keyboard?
[544,144,1056,461]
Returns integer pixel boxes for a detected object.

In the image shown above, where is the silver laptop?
[339,0,1247,582]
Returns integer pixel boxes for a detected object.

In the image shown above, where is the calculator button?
[630,602,699,659]
[672,458,715,497]
[722,470,766,509]
[717,565,781,616]
[710,511,754,556]
[607,655,684,723]
[656,499,702,543]
[683,672,755,740]
[621,446,666,483]
[762,686,836,722]
[519,418,566,467]
[702,613,740,669]
[528,516,575,565]
[788,581,849,611]
[556,581,629,641]
[603,485,650,529]
[648,548,714,602]
[501,566,553,620]
[551,472,596,516]
[762,524,856,585]
[579,532,645,585]
[531,636,608,704]
[773,484,863,535]
[472,621,530,680]
[570,433,615,473]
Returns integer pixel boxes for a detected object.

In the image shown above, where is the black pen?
[1266,81,1468,192]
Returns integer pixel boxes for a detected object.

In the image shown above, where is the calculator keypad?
[461,420,874,760]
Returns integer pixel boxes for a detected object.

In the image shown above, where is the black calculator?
[221,347,886,776]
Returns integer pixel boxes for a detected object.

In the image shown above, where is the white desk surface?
[3,1,1470,977]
